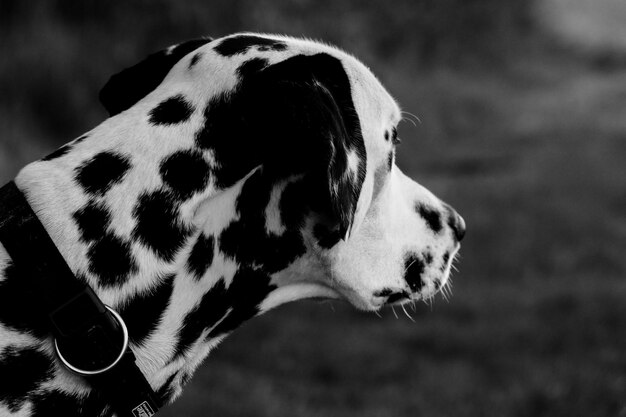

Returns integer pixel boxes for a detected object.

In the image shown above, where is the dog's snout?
[449,212,466,242]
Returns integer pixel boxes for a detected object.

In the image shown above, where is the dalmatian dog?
[0,33,465,416]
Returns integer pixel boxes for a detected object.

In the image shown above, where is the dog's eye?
[391,127,401,145]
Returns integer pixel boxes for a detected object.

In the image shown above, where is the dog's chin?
[350,295,384,312]
[345,288,401,312]
[377,271,456,311]
[259,282,343,312]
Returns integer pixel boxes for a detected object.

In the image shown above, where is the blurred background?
[2,0,626,415]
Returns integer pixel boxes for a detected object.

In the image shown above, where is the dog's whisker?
[391,305,399,319]
[401,304,415,322]
[401,110,422,124]
[401,116,417,127]
[442,279,454,301]
[440,286,449,302]
[404,258,417,274]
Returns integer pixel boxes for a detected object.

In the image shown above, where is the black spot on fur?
[29,390,106,417]
[41,135,88,162]
[214,35,287,56]
[87,234,138,287]
[281,175,340,248]
[416,204,443,234]
[75,151,131,195]
[194,53,366,215]
[172,267,276,360]
[313,223,343,249]
[441,251,450,272]
[207,267,275,339]
[0,262,49,338]
[194,92,255,189]
[188,52,202,69]
[404,253,426,292]
[218,170,306,273]
[157,372,178,404]
[237,57,269,78]
[0,346,54,411]
[219,218,305,273]
[186,233,215,280]
[132,190,192,261]
[172,279,230,360]
[279,176,322,230]
[384,130,390,141]
[387,150,394,171]
[159,150,211,199]
[193,53,366,238]
[100,38,211,116]
[118,275,174,345]
[423,251,434,265]
[30,390,77,417]
[434,278,442,290]
[149,94,195,125]
[73,202,111,242]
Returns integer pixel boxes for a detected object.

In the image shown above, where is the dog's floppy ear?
[249,54,366,239]
[99,37,212,116]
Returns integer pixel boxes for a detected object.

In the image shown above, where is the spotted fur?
[0,33,465,415]
[149,95,195,125]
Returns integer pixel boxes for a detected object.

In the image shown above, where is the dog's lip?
[385,291,411,304]
[372,288,411,306]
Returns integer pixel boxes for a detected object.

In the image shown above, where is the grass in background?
[1,1,625,416]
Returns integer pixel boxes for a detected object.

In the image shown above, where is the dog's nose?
[449,212,466,242]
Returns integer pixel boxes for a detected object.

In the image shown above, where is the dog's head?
[98,33,465,312]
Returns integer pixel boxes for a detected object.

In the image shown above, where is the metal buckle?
[54,306,129,376]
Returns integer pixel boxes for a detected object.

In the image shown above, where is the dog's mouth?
[371,246,461,310]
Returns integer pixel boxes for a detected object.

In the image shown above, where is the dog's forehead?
[165,33,400,122]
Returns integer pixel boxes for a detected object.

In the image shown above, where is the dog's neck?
[0,137,333,413]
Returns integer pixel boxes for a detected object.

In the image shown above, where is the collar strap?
[0,181,161,417]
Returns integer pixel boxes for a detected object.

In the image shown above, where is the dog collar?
[0,181,161,417]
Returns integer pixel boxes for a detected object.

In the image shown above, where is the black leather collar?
[0,181,161,417]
